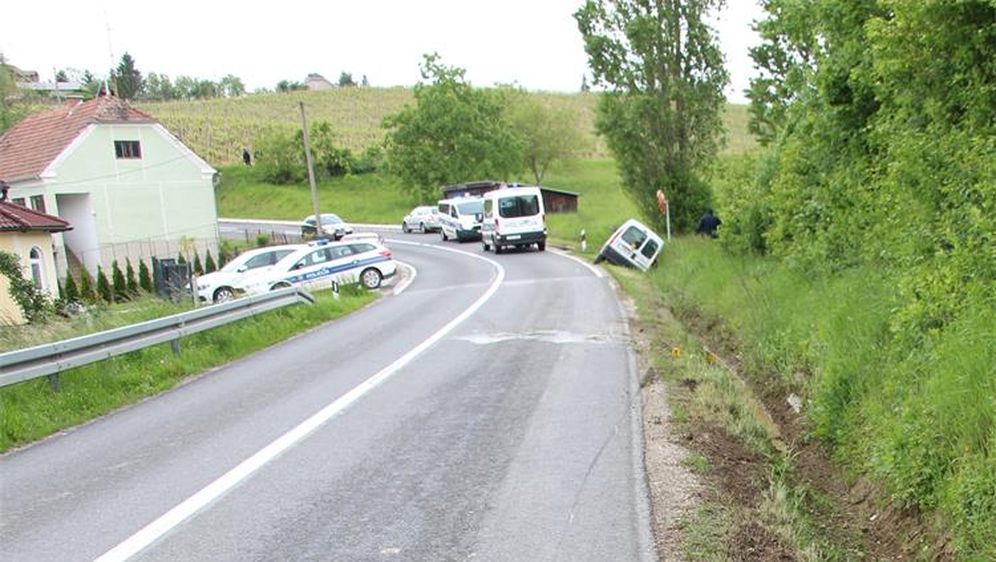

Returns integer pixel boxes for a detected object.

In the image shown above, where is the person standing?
[696,208,721,238]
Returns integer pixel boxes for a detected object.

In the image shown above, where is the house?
[0,95,219,278]
[305,73,334,91]
[441,181,580,213]
[0,192,71,325]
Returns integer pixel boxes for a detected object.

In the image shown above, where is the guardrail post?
[47,373,61,391]
[171,339,181,356]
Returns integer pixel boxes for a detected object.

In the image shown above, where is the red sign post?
[656,189,671,240]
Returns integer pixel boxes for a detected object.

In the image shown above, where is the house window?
[11,197,26,207]
[29,247,45,290]
[30,195,46,213]
[114,140,142,159]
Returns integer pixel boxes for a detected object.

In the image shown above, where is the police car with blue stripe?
[235,238,397,295]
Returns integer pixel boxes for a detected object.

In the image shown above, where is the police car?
[235,238,397,295]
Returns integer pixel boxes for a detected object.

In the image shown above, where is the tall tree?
[383,54,523,201]
[575,0,729,231]
[506,91,589,184]
[338,72,356,87]
[219,74,245,97]
[111,52,143,100]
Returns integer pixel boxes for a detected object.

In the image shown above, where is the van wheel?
[419,222,426,233]
[537,240,546,252]
[495,244,503,255]
[482,239,491,252]
[442,230,448,241]
[213,286,235,303]
[402,222,410,233]
[360,268,382,290]
[593,254,605,264]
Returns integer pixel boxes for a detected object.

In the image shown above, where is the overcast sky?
[1,1,764,103]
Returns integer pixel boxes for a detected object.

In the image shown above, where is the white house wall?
[43,123,219,274]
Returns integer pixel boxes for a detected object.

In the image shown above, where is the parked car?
[235,238,397,296]
[402,206,440,233]
[195,244,303,303]
[437,197,484,242]
[481,186,547,253]
[301,213,354,240]
[595,219,664,271]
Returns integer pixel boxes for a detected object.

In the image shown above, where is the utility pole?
[299,101,321,231]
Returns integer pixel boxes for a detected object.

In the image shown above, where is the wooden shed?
[441,181,579,214]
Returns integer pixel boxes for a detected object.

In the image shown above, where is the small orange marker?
[671,346,682,357]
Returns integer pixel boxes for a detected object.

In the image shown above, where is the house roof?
[0,201,72,232]
[0,96,157,182]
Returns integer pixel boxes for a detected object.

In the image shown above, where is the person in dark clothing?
[696,208,721,238]
[242,148,252,166]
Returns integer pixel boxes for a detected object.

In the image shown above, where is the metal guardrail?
[0,287,315,389]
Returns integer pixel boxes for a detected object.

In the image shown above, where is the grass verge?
[0,290,375,453]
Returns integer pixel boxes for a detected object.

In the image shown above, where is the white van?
[595,219,664,271]
[437,197,484,242]
[481,186,547,253]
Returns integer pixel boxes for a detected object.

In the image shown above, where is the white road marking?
[549,248,604,278]
[94,247,504,562]
[392,261,417,296]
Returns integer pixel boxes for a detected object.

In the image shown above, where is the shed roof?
[0,201,72,232]
[0,96,156,182]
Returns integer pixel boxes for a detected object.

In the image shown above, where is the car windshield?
[321,215,343,225]
[498,195,540,218]
[457,200,483,214]
[220,251,263,273]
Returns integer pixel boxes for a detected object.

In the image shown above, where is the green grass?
[0,290,375,452]
[0,297,195,353]
[651,237,996,560]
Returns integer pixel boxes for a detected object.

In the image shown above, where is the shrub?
[192,252,204,276]
[255,232,271,247]
[138,260,153,293]
[63,273,80,303]
[78,269,96,303]
[95,266,112,304]
[111,261,128,302]
[204,250,217,273]
[0,251,50,322]
[125,259,138,294]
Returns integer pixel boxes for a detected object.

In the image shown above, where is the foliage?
[192,251,204,276]
[78,269,96,303]
[276,80,306,93]
[506,89,590,184]
[0,55,38,135]
[0,251,50,322]
[62,273,80,303]
[125,259,139,294]
[253,120,362,185]
[111,53,143,100]
[111,261,127,302]
[575,0,729,233]
[383,54,524,201]
[204,250,217,274]
[95,266,112,304]
[138,260,153,293]
[338,72,356,87]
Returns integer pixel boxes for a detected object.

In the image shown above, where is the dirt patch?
[686,425,767,508]
[729,521,796,562]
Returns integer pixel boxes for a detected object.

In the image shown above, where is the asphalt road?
[1,228,655,561]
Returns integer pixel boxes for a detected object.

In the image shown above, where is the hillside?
[135,88,756,166]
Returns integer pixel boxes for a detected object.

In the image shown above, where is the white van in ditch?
[437,197,485,242]
[595,219,664,271]
[481,186,547,253]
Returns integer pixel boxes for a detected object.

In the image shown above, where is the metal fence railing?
[0,287,315,390]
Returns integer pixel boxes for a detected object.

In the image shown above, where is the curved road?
[1,231,655,561]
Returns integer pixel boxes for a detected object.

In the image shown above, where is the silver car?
[401,206,440,233]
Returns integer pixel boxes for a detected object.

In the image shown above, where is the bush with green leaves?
[62,273,80,303]
[125,259,138,294]
[0,251,50,322]
[204,250,217,273]
[111,261,128,302]
[95,266,112,304]
[78,269,96,303]
[138,260,153,293]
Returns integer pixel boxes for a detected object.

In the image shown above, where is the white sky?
[1,1,763,103]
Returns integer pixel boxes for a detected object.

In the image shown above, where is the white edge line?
[392,261,417,296]
[95,246,504,562]
[549,247,605,278]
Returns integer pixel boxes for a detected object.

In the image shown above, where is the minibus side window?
[641,239,659,259]
[621,226,647,248]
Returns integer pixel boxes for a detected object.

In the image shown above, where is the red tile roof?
[0,96,156,182]
[0,201,72,232]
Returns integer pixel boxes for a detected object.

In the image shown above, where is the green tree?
[96,266,112,304]
[63,273,80,303]
[111,261,127,302]
[174,75,196,99]
[192,251,204,276]
[204,250,217,274]
[0,54,30,134]
[0,251,49,322]
[575,0,729,232]
[383,53,523,201]
[506,91,589,184]
[138,259,153,293]
[219,74,245,97]
[338,72,356,87]
[111,52,143,100]
[79,268,96,303]
[125,258,139,294]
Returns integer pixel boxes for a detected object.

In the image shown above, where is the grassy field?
[0,290,375,452]
[137,88,755,167]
